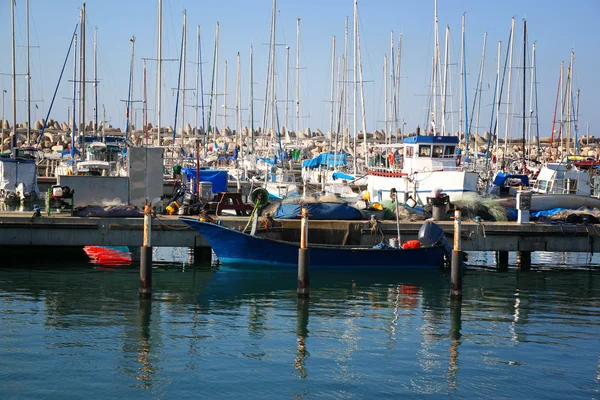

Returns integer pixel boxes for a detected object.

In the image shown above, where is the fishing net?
[452,192,509,222]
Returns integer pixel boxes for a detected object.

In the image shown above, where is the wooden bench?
[205,192,254,216]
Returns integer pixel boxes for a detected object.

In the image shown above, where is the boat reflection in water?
[1,263,599,398]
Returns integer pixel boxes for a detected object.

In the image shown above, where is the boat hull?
[181,218,445,269]
[498,194,600,211]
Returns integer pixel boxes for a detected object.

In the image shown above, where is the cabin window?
[538,180,547,191]
[418,145,431,157]
[444,146,456,157]
[432,145,444,158]
[406,146,414,158]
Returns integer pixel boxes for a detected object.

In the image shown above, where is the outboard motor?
[418,221,452,257]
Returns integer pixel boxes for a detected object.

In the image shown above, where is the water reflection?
[448,298,462,389]
[137,299,154,389]
[1,264,600,398]
[294,298,309,380]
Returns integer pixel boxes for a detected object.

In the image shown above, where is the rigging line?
[38,24,78,142]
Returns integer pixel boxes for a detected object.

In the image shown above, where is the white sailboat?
[0,0,40,204]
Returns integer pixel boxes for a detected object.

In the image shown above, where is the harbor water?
[1,252,600,398]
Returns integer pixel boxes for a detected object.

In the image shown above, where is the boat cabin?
[402,135,460,173]
[531,163,591,196]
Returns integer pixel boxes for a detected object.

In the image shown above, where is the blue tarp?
[258,157,277,165]
[180,169,228,193]
[492,172,529,187]
[531,208,567,218]
[332,171,354,181]
[273,202,364,220]
[302,152,347,169]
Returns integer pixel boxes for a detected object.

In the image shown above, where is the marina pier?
[1,212,599,263]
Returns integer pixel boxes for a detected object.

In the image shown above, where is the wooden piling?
[516,250,531,271]
[451,209,463,299]
[140,204,152,299]
[193,246,212,265]
[298,207,310,298]
[496,250,509,270]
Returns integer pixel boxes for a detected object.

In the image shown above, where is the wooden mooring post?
[451,209,463,299]
[298,207,310,298]
[140,204,153,299]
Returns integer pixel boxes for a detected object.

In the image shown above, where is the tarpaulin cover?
[74,205,143,217]
[531,208,567,218]
[302,152,347,169]
[273,202,363,220]
[492,172,529,187]
[332,171,354,181]
[181,169,228,193]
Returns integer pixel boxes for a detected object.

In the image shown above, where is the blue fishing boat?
[180,218,451,269]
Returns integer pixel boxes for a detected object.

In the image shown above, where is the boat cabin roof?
[403,135,459,145]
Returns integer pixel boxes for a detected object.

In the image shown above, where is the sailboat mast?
[10,0,16,150]
[80,2,86,156]
[494,41,501,161]
[342,16,348,150]
[432,0,439,132]
[528,41,535,159]
[330,36,336,139]
[441,25,449,136]
[143,59,147,146]
[157,0,163,145]
[522,18,526,164]
[182,10,187,138]
[194,25,205,135]
[559,61,564,157]
[474,32,487,158]
[388,32,393,142]
[126,36,135,139]
[383,54,387,143]
[296,17,301,137]
[504,17,515,161]
[206,22,218,151]
[459,14,464,141]
[249,45,254,153]
[71,33,78,157]
[285,45,290,129]
[357,16,368,159]
[236,52,241,158]
[396,34,402,143]
[271,0,277,135]
[26,0,31,146]
[223,61,227,131]
[214,22,219,143]
[194,26,199,134]
[570,50,576,153]
[93,26,98,136]
[352,1,357,174]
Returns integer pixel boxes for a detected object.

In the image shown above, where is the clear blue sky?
[0,0,598,141]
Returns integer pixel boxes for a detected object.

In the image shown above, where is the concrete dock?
[0,212,599,254]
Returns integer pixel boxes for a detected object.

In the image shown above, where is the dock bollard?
[451,209,463,299]
[140,204,153,299]
[298,207,310,298]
